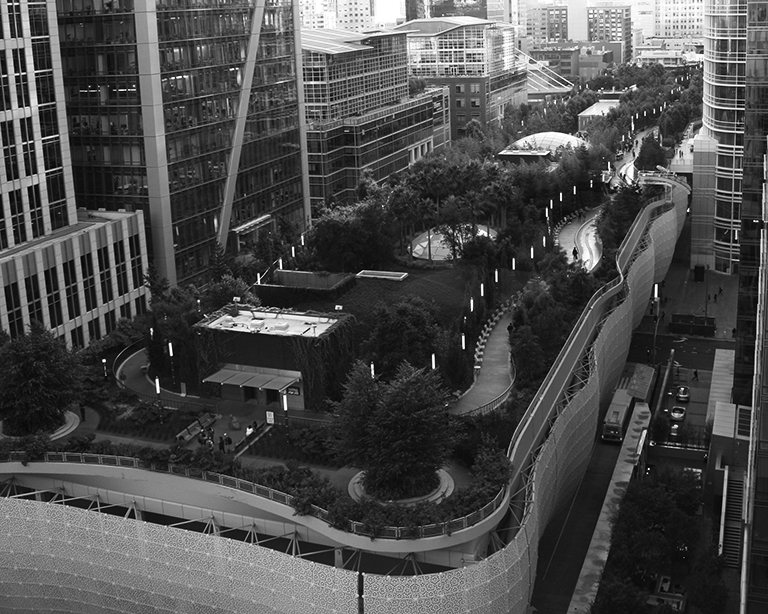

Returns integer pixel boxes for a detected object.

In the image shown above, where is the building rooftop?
[301,28,399,54]
[578,99,621,118]
[199,307,339,338]
[394,16,493,36]
[510,131,588,152]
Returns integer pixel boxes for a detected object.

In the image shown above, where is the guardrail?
[0,451,505,540]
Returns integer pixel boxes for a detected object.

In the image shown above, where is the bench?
[175,412,217,443]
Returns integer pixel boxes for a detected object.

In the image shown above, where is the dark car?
[676,386,690,402]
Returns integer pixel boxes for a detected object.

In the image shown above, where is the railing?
[0,451,505,540]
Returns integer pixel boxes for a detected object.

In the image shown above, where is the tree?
[634,135,667,171]
[331,361,455,500]
[208,241,231,282]
[0,322,83,436]
[363,296,442,380]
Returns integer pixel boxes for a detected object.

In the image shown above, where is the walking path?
[450,312,514,415]
[558,208,602,272]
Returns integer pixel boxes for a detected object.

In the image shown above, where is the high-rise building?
[587,5,632,63]
[56,0,310,287]
[394,16,526,139]
[527,4,568,45]
[301,28,450,212]
[654,0,704,38]
[633,0,655,39]
[690,1,743,279]
[429,0,518,24]
[0,0,149,348]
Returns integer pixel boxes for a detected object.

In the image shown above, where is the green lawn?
[296,265,480,332]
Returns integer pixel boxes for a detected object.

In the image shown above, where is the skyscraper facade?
[57,0,310,286]
[692,0,743,277]
[654,0,704,39]
[527,4,568,45]
[0,0,149,347]
[335,0,374,30]
[587,5,632,63]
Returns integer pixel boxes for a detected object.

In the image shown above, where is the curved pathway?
[450,311,514,415]
[559,208,602,272]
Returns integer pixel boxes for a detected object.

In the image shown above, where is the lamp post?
[102,358,108,380]
[652,284,661,365]
[168,341,176,386]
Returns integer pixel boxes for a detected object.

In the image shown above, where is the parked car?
[676,386,690,402]
[670,406,686,422]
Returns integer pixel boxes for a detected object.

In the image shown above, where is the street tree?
[0,322,83,436]
[331,361,455,500]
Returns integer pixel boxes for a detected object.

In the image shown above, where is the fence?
[0,451,505,540]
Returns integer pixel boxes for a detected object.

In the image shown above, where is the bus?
[601,389,636,442]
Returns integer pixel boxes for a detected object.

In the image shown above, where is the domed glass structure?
[511,131,588,152]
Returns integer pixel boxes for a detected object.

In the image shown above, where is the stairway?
[721,477,743,568]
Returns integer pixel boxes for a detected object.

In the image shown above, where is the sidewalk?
[450,312,513,415]
[636,216,738,340]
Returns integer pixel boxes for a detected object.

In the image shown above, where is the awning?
[226,372,255,386]
[259,376,297,391]
[202,368,240,384]
[241,373,276,388]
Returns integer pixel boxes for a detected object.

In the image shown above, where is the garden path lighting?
[102,358,108,380]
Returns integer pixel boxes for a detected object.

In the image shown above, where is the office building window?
[1,121,19,181]
[8,190,26,245]
[4,281,24,339]
[455,98,465,108]
[46,172,68,230]
[114,240,129,296]
[19,117,37,176]
[104,309,117,335]
[25,274,44,325]
[44,266,63,328]
[97,246,114,302]
[119,302,131,320]
[80,253,98,312]
[135,295,147,316]
[62,259,81,319]
[87,318,101,342]
[470,98,480,108]
[128,233,143,289]
[0,194,8,250]
[455,84,465,93]
[470,83,480,94]
[12,49,30,108]
[70,325,84,349]
[0,56,11,112]
[27,185,45,238]
[7,0,23,38]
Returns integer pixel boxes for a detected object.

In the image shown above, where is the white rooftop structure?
[202,308,338,337]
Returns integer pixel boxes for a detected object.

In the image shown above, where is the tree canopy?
[0,322,83,436]
[331,361,455,500]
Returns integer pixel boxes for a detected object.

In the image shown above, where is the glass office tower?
[56,0,309,285]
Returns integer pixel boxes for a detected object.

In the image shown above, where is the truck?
[601,389,636,442]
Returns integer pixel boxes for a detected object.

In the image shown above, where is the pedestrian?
[79,403,87,422]
[224,433,232,451]
[573,246,579,259]
[719,286,723,296]
[661,311,665,321]
[714,294,718,303]
[733,327,737,338]
[693,369,699,381]
[218,436,225,453]
[707,294,711,302]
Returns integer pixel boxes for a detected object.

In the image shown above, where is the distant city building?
[394,16,526,139]
[56,0,310,286]
[428,0,518,24]
[635,44,688,68]
[654,0,703,39]
[587,5,632,63]
[632,0,655,39]
[335,0,374,31]
[301,28,450,212]
[0,0,149,348]
[299,0,338,29]
[527,5,568,45]
[529,43,613,82]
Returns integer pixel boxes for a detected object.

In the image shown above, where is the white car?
[670,406,686,422]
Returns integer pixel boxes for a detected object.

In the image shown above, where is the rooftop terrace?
[199,308,338,338]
